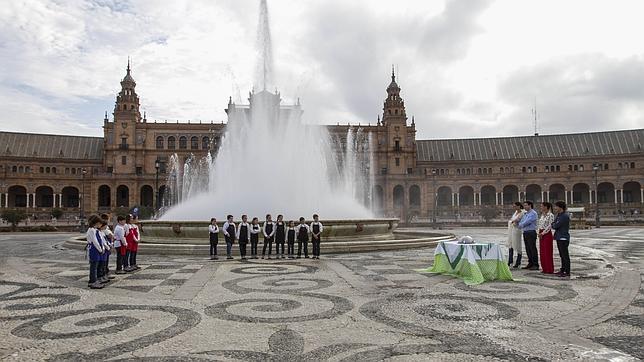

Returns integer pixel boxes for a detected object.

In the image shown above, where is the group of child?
[209,214,324,260]
[85,213,141,289]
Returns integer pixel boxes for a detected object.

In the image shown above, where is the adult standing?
[517,200,539,270]
[507,202,525,268]
[552,201,571,277]
[538,202,555,274]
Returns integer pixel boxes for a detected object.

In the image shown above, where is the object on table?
[458,235,475,244]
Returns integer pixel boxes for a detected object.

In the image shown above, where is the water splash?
[159,0,373,220]
[255,0,273,91]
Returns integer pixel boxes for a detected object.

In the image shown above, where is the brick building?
[0,64,642,222]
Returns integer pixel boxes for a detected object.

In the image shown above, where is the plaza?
[0,227,641,361]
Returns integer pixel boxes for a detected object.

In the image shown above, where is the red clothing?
[539,229,554,274]
[126,225,139,252]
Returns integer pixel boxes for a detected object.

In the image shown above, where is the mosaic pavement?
[0,227,641,361]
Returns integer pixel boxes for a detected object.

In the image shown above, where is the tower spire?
[391,64,395,81]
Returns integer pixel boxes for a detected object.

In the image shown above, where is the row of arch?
[156,135,218,150]
[372,181,643,209]
[3,185,167,209]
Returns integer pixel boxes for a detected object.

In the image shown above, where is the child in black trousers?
[250,217,261,259]
[223,215,236,260]
[296,217,310,258]
[262,214,275,259]
[236,215,250,260]
[209,218,219,260]
[310,214,323,259]
[287,221,296,259]
[274,214,286,259]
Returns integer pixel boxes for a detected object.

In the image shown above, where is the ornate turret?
[113,59,141,121]
[382,66,407,126]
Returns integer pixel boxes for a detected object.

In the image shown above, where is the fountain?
[65,0,454,254]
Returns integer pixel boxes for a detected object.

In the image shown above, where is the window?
[574,165,578,171]
[18,166,23,173]
[482,168,487,174]
[65,168,70,174]
[478,168,482,174]
[440,169,445,175]
[579,165,584,171]
[466,169,471,175]
[136,167,142,175]
[488,168,492,174]
[191,136,199,150]
[631,162,635,169]
[394,140,400,151]
[179,136,187,149]
[522,167,527,173]
[395,158,400,166]
[202,136,209,149]
[533,166,537,173]
[40,167,44,173]
[107,167,113,173]
[568,165,573,171]
[156,136,164,149]
[618,162,622,168]
[545,166,549,172]
[121,156,127,165]
[71,168,76,175]
[407,168,413,174]
[604,163,609,170]
[556,165,560,172]
[52,167,56,174]
[381,167,387,175]
[25,166,31,173]
[167,136,176,149]
[500,167,504,174]
[457,169,461,175]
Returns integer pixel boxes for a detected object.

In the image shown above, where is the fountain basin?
[63,219,456,255]
[141,218,399,244]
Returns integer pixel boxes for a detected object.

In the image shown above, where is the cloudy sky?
[1,0,643,139]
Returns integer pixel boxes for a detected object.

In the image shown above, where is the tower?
[381,67,416,176]
[113,59,141,121]
[105,60,142,176]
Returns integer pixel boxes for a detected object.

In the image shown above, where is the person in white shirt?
[100,213,115,279]
[286,220,297,259]
[262,214,276,259]
[296,217,310,258]
[236,215,250,260]
[209,218,219,260]
[250,217,261,259]
[223,215,236,260]
[86,215,105,289]
[113,216,128,274]
[310,214,324,259]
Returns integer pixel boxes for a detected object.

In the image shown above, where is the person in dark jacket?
[552,201,571,277]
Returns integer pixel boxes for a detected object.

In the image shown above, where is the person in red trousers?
[537,202,555,274]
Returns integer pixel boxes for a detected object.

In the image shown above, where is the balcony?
[119,144,129,150]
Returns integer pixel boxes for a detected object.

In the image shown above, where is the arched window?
[179,136,187,149]
[46,167,50,173]
[202,136,209,149]
[18,166,24,173]
[190,136,199,150]
[156,136,164,149]
[167,136,176,149]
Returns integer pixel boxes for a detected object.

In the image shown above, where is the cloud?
[497,54,644,136]
[0,0,642,140]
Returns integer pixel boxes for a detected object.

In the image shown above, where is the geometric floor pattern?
[0,227,641,361]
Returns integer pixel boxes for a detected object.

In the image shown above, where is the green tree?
[480,206,498,225]
[1,209,28,231]
[51,208,64,220]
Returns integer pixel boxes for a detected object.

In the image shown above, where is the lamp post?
[432,169,437,229]
[155,159,160,217]
[592,162,600,228]
[79,168,87,233]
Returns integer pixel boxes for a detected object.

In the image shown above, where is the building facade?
[0,65,642,222]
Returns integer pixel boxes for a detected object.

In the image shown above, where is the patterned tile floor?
[0,227,641,361]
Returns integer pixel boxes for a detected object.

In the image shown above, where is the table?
[422,241,514,285]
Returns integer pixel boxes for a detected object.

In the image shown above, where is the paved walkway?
[0,227,641,361]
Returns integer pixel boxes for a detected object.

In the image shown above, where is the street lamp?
[592,162,600,228]
[79,168,87,233]
[432,169,437,229]
[155,159,160,216]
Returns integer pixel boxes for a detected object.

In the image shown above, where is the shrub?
[1,209,28,231]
